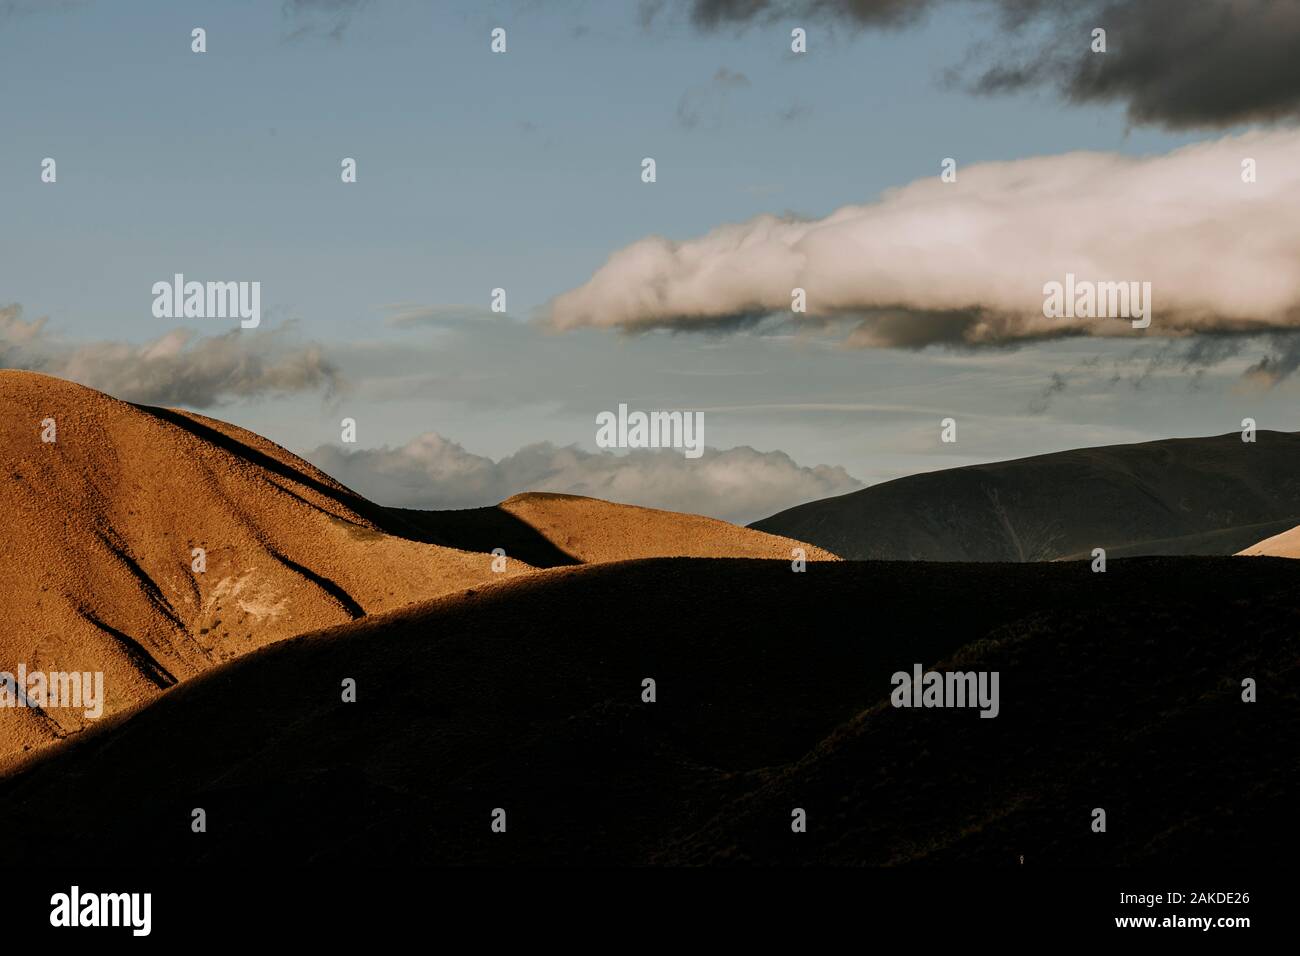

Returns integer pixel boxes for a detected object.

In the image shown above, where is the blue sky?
[3,0,1295,522]
[5,0,1202,340]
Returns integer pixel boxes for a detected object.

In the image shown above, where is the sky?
[4,0,1299,523]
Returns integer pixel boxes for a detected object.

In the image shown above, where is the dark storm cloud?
[968,0,1300,129]
[673,0,1300,129]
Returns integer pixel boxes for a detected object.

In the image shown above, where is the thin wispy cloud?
[676,67,751,130]
[381,303,501,327]
[281,0,372,42]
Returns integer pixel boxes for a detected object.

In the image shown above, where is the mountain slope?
[0,371,834,759]
[1238,523,1300,558]
[486,492,838,564]
[752,432,1300,561]
[0,370,541,757]
[1,554,1291,865]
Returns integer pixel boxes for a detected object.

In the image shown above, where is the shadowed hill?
[752,432,1300,561]
[1,555,1290,866]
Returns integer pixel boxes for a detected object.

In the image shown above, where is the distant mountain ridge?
[752,432,1300,561]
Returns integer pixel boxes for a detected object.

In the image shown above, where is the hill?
[0,371,541,758]
[752,432,1300,561]
[1,554,1290,865]
[0,371,832,759]
[396,492,839,566]
[1238,523,1300,558]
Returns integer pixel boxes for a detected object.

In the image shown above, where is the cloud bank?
[546,128,1300,350]
[1,306,340,407]
[307,433,862,525]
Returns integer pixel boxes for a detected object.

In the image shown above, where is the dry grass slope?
[1237,523,1300,558]
[0,370,536,757]
[498,492,839,564]
[0,371,833,760]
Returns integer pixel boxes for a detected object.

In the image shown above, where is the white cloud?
[545,129,1300,347]
[306,432,862,525]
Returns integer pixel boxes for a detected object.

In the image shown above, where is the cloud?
[281,0,371,41]
[0,305,341,407]
[381,302,499,326]
[775,101,813,124]
[673,1,1300,129]
[306,432,862,524]
[676,67,751,130]
[545,128,1300,353]
[1242,333,1300,390]
[1025,331,1300,412]
[681,0,933,30]
[963,0,1300,130]
[1027,371,1067,414]
[0,305,46,357]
